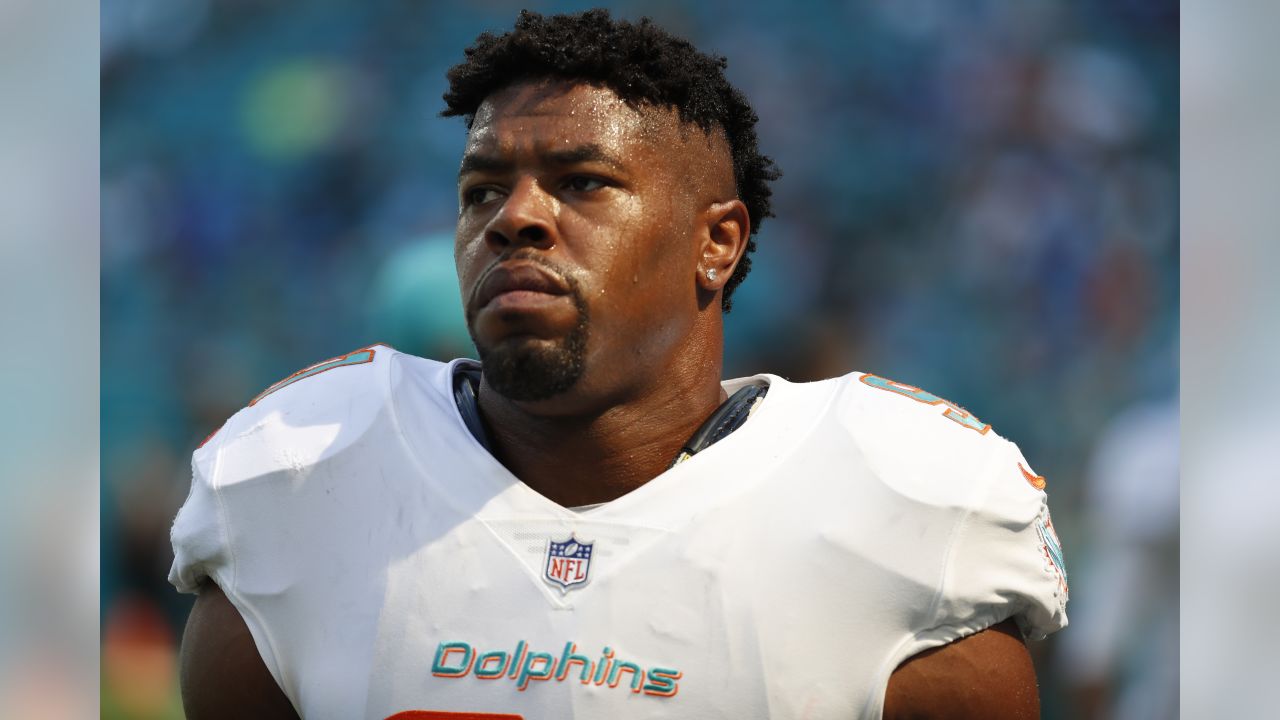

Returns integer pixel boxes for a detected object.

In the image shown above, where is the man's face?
[455,81,725,405]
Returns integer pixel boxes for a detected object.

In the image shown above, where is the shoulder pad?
[196,344,396,485]
[833,372,1024,509]
[834,371,1067,639]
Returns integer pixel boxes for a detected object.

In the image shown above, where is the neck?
[476,342,725,508]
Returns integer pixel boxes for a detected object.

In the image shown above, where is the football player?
[172,10,1066,719]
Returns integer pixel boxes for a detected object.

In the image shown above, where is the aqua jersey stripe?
[251,348,376,406]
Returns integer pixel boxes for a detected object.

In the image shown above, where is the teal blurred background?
[100,1,1177,717]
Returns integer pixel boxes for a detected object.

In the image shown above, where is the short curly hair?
[443,8,780,312]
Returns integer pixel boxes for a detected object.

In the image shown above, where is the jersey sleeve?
[170,342,393,596]
[935,437,1069,642]
[834,372,1068,645]
[168,344,400,712]
[169,437,230,594]
[168,423,295,705]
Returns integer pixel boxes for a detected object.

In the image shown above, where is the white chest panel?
[170,347,1067,720]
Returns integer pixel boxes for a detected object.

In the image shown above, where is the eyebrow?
[458,143,624,177]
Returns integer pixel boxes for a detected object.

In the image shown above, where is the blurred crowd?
[101,0,1178,717]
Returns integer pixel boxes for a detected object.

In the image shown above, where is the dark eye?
[564,176,606,192]
[464,187,503,206]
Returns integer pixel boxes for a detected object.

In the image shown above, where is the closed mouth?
[474,262,571,310]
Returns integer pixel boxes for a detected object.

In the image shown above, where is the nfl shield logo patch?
[544,535,593,593]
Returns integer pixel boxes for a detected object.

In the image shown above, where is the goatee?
[469,273,589,402]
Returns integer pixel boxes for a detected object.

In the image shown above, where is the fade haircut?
[442,8,781,312]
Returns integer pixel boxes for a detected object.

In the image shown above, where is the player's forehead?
[463,80,681,162]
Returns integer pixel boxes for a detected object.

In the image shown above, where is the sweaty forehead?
[471,81,665,154]
[466,81,734,194]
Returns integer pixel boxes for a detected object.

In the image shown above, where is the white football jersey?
[170,344,1067,720]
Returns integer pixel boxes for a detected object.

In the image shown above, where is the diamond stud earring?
[706,268,718,282]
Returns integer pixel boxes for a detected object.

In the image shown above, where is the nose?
[484,177,557,254]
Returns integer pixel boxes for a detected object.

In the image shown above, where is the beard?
[468,270,590,403]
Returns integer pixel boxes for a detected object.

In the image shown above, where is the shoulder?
[194,343,430,487]
[824,371,1064,635]
[780,373,1070,708]
[813,371,1030,510]
[810,371,1068,639]
[170,343,453,590]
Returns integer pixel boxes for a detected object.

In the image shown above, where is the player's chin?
[476,331,586,403]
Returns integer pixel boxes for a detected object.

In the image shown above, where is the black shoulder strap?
[668,381,769,469]
[452,363,491,452]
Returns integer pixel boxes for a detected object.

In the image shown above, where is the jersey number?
[249,346,378,406]
[859,374,990,435]
[199,346,380,449]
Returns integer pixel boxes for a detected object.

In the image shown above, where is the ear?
[697,199,751,292]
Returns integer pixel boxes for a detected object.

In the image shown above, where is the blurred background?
[100,0,1177,717]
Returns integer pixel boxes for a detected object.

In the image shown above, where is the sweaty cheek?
[604,210,660,285]
[455,237,485,294]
